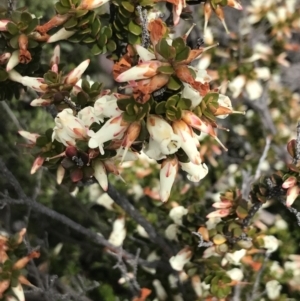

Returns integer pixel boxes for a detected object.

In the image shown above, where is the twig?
[0,101,24,130]
[254,136,272,181]
[107,183,174,257]
[249,253,270,301]
[136,6,150,48]
[293,121,300,164]
[192,232,213,248]
[0,159,158,268]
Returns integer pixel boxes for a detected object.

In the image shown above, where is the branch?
[107,183,174,257]
[294,121,300,164]
[0,159,158,268]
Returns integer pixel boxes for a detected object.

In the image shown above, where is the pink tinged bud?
[78,0,110,10]
[135,45,156,62]
[204,1,212,33]
[181,110,228,151]
[282,176,297,189]
[146,115,181,155]
[173,0,184,25]
[47,28,76,43]
[0,20,9,31]
[30,98,52,106]
[180,162,208,182]
[214,5,229,34]
[93,159,108,191]
[0,52,11,65]
[227,0,243,10]
[50,45,60,66]
[172,120,201,165]
[64,59,90,85]
[216,94,232,119]
[159,157,178,202]
[0,280,10,297]
[6,50,19,71]
[51,63,58,73]
[212,200,232,209]
[18,131,40,143]
[56,165,65,185]
[206,209,230,219]
[8,70,45,92]
[169,247,193,271]
[115,61,162,82]
[88,114,129,155]
[286,185,299,207]
[30,156,44,174]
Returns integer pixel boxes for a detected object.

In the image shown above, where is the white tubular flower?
[266,280,282,300]
[165,224,179,241]
[190,67,211,83]
[262,235,279,254]
[169,206,188,225]
[226,268,244,282]
[8,283,25,301]
[8,70,46,92]
[115,61,162,82]
[245,79,263,100]
[94,94,121,120]
[18,131,40,143]
[64,59,90,85]
[93,159,108,191]
[47,28,76,43]
[30,156,45,175]
[228,75,246,98]
[135,45,156,62]
[169,247,192,271]
[88,114,129,154]
[172,120,201,165]
[108,217,126,247]
[216,94,233,119]
[286,185,299,207]
[181,83,203,108]
[143,138,167,161]
[147,115,181,155]
[56,165,65,185]
[180,162,208,182]
[52,109,87,146]
[159,157,178,202]
[223,249,246,266]
[77,106,101,127]
[6,50,19,71]
[153,280,168,301]
[78,0,110,10]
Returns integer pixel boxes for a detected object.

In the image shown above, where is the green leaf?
[122,112,137,122]
[9,35,20,49]
[103,26,112,39]
[11,11,22,23]
[61,0,72,8]
[155,101,166,114]
[6,22,19,35]
[121,1,135,13]
[78,18,90,28]
[64,17,78,30]
[97,33,107,47]
[83,36,96,43]
[44,71,58,84]
[91,18,101,37]
[177,97,191,110]
[128,21,142,36]
[36,136,48,147]
[55,2,71,14]
[128,32,140,45]
[20,12,32,24]
[157,65,174,75]
[167,75,181,90]
[0,68,8,82]
[155,38,174,60]
[75,9,89,18]
[106,40,117,52]
[117,98,132,111]
[28,38,39,48]
[91,44,102,55]
[23,18,39,35]
[175,46,190,62]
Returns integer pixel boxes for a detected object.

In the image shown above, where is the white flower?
[48,28,76,43]
[169,206,188,225]
[226,268,244,282]
[181,83,203,108]
[216,94,232,119]
[143,138,167,161]
[135,45,156,62]
[169,247,192,271]
[96,193,114,210]
[52,108,87,146]
[159,157,178,202]
[77,106,101,127]
[88,114,128,154]
[94,94,121,121]
[172,120,202,164]
[6,50,19,71]
[108,217,126,247]
[147,115,181,155]
[266,280,282,300]
[223,249,246,266]
[180,162,208,182]
[165,224,179,241]
[8,70,45,92]
[262,235,279,253]
[136,225,149,238]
